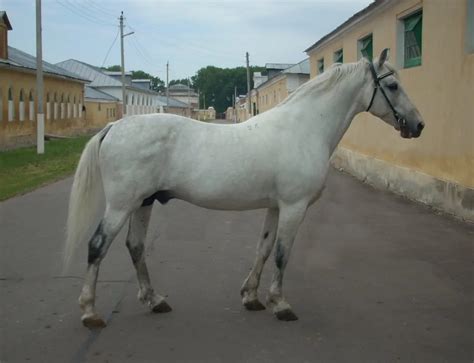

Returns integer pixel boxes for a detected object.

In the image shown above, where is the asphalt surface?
[0,168,472,363]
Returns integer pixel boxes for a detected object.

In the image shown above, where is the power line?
[63,0,115,24]
[100,28,120,68]
[55,0,116,26]
[82,0,116,18]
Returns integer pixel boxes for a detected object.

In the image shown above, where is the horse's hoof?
[152,300,172,313]
[82,314,107,329]
[244,299,266,311]
[275,309,298,321]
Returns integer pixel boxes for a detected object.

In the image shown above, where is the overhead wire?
[100,28,120,68]
[55,0,116,26]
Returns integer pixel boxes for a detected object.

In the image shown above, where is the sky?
[1,0,373,81]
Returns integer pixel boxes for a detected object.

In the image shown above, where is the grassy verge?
[0,135,91,201]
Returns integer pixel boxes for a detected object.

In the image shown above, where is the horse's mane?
[278,58,398,108]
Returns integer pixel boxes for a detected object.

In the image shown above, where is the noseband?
[366,62,407,128]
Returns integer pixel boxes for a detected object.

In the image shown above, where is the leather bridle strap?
[366,62,406,128]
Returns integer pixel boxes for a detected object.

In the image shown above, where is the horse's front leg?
[267,202,307,321]
[240,208,279,310]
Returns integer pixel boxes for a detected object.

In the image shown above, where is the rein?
[366,62,406,128]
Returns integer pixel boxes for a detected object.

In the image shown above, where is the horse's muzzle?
[398,120,424,139]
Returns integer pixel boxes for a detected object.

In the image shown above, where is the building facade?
[305,0,473,220]
[0,12,89,149]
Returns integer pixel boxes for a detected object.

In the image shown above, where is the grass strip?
[0,135,91,201]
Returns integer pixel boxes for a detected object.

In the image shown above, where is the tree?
[191,65,264,113]
[102,65,121,72]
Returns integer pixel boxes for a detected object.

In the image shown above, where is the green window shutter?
[317,58,324,74]
[404,11,423,68]
[360,35,373,61]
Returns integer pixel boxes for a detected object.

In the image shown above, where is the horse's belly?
[172,184,275,211]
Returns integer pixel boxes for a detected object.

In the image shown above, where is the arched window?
[8,87,15,121]
[29,90,34,121]
[46,93,51,120]
[53,92,58,120]
[73,96,77,118]
[19,89,25,121]
[60,93,65,119]
[66,95,71,118]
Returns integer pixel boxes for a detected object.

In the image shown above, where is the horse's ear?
[378,48,389,67]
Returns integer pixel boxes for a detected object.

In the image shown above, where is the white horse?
[65,49,424,328]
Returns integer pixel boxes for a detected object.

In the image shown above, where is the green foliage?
[103,65,121,72]
[131,70,165,93]
[0,136,91,201]
[191,66,265,113]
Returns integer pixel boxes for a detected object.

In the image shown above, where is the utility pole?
[166,61,169,110]
[36,0,44,154]
[187,78,191,117]
[246,52,251,117]
[234,86,237,123]
[119,11,134,116]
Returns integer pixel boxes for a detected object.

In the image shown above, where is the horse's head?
[364,49,425,139]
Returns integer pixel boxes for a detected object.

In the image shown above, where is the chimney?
[0,11,12,60]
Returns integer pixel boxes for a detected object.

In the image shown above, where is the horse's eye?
[387,83,398,91]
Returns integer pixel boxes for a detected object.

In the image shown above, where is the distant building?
[56,59,161,116]
[167,83,198,109]
[0,11,89,149]
[252,59,310,115]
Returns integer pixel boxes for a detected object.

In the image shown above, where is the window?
[19,89,25,121]
[8,87,14,121]
[403,11,423,68]
[358,34,373,61]
[467,0,474,53]
[317,58,324,74]
[334,49,343,63]
[29,90,34,121]
[98,103,101,111]
[46,93,51,120]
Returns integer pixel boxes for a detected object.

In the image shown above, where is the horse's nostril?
[417,122,425,131]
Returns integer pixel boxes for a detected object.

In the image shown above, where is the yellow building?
[83,86,120,129]
[253,60,310,115]
[305,0,473,220]
[0,12,88,149]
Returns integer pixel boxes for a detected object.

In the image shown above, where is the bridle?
[366,62,407,129]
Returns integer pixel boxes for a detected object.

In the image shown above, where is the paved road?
[1,169,472,363]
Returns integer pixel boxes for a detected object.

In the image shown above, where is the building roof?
[305,0,389,53]
[56,59,122,87]
[0,11,12,30]
[85,86,119,101]
[103,71,132,76]
[169,83,192,91]
[265,63,295,70]
[254,59,310,91]
[156,95,189,108]
[0,46,88,82]
[56,59,159,95]
[282,58,310,74]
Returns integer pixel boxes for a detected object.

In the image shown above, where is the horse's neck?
[279,67,367,155]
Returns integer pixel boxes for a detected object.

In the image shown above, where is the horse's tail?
[63,124,113,270]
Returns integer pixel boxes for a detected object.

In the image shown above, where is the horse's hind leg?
[79,207,130,328]
[240,208,279,311]
[126,205,171,313]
